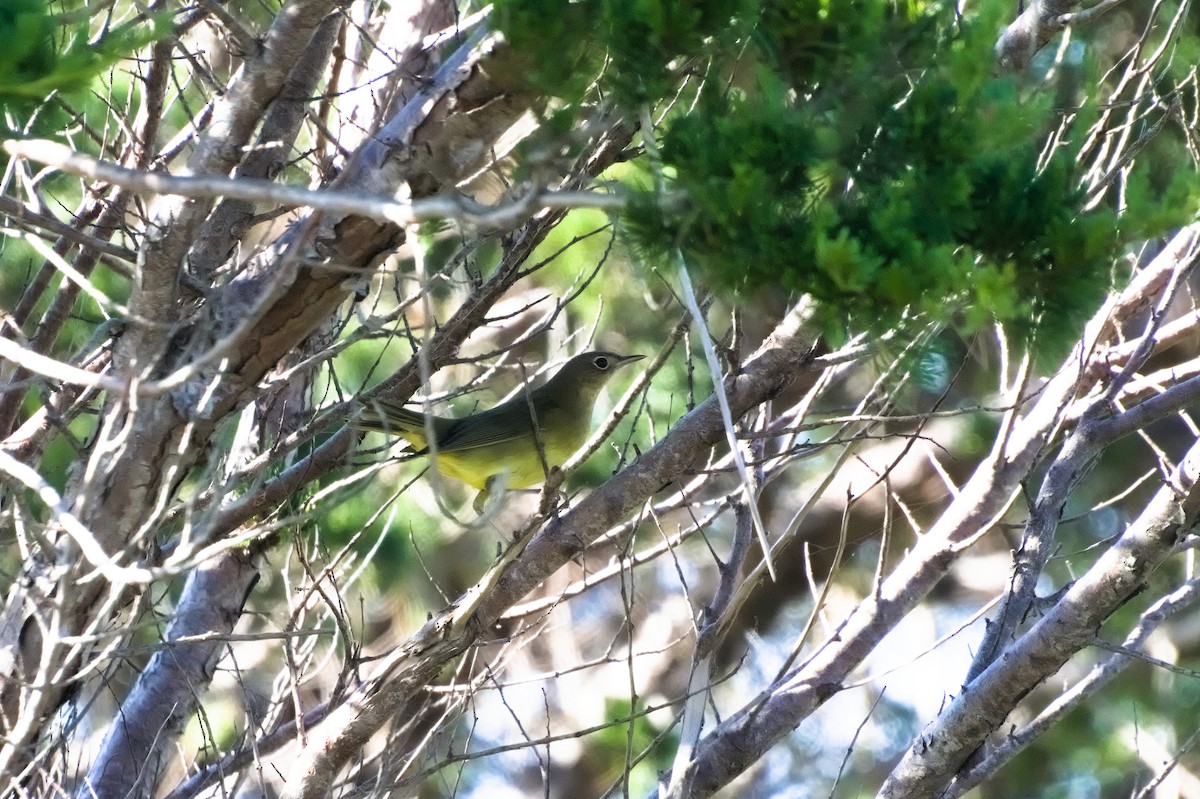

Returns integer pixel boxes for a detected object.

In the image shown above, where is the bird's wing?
[436,401,535,452]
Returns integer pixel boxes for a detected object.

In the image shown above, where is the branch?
[966,251,1199,682]
[0,450,153,585]
[948,576,1200,796]
[4,139,630,232]
[664,486,757,799]
[78,550,258,799]
[0,195,136,267]
[187,9,344,283]
[879,433,1200,797]
[995,0,1084,72]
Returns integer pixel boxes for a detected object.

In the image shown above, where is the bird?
[356,351,644,512]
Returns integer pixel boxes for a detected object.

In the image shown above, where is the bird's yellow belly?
[431,436,581,490]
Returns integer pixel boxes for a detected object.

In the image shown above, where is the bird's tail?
[353,400,434,450]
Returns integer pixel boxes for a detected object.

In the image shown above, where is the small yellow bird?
[357,351,644,512]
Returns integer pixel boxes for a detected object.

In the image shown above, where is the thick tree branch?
[879,433,1200,797]
[79,551,258,799]
[995,0,1083,71]
[947,576,1200,797]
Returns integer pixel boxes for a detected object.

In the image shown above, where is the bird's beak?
[616,354,646,368]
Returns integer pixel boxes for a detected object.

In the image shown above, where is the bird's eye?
[593,355,610,370]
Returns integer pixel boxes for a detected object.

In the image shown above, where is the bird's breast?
[431,405,590,490]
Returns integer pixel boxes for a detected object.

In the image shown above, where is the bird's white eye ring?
[594,355,610,370]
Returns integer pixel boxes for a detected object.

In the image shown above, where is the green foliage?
[659,7,1112,347]
[1120,145,1200,240]
[496,0,1125,352]
[592,698,677,793]
[629,75,822,291]
[494,0,754,107]
[0,1,168,110]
